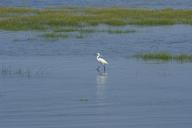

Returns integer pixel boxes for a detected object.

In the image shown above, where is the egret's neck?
[97,55,100,60]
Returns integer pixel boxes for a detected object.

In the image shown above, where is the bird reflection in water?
[96,72,108,101]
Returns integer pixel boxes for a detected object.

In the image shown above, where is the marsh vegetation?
[1,3,192,128]
[1,7,192,39]
[0,65,46,78]
[135,52,192,62]
[0,7,192,31]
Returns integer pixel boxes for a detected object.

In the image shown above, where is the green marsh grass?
[53,27,134,34]
[0,7,192,31]
[0,7,36,14]
[135,52,192,62]
[42,27,135,40]
[53,27,96,33]
[1,7,191,39]
[103,29,135,34]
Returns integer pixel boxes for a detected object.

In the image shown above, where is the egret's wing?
[99,58,108,64]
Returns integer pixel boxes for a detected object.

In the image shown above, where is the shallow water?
[0,25,192,57]
[0,56,192,128]
[1,0,192,9]
[0,25,192,128]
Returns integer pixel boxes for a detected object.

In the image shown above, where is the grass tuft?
[0,65,47,78]
[1,66,31,78]
[135,52,192,62]
[103,29,135,34]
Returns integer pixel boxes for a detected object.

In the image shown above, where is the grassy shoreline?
[0,7,192,31]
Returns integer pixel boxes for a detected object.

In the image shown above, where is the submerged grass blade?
[0,65,47,78]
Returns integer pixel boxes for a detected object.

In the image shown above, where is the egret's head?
[97,53,100,56]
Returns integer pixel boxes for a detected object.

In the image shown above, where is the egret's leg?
[96,65,100,72]
[103,65,106,72]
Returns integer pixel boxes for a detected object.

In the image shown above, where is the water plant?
[135,52,192,62]
[1,65,31,78]
[0,65,46,78]
[103,29,135,34]
[80,98,89,102]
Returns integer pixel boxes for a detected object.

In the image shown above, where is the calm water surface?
[1,0,192,9]
[0,25,192,128]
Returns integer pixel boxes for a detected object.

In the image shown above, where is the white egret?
[96,53,108,72]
